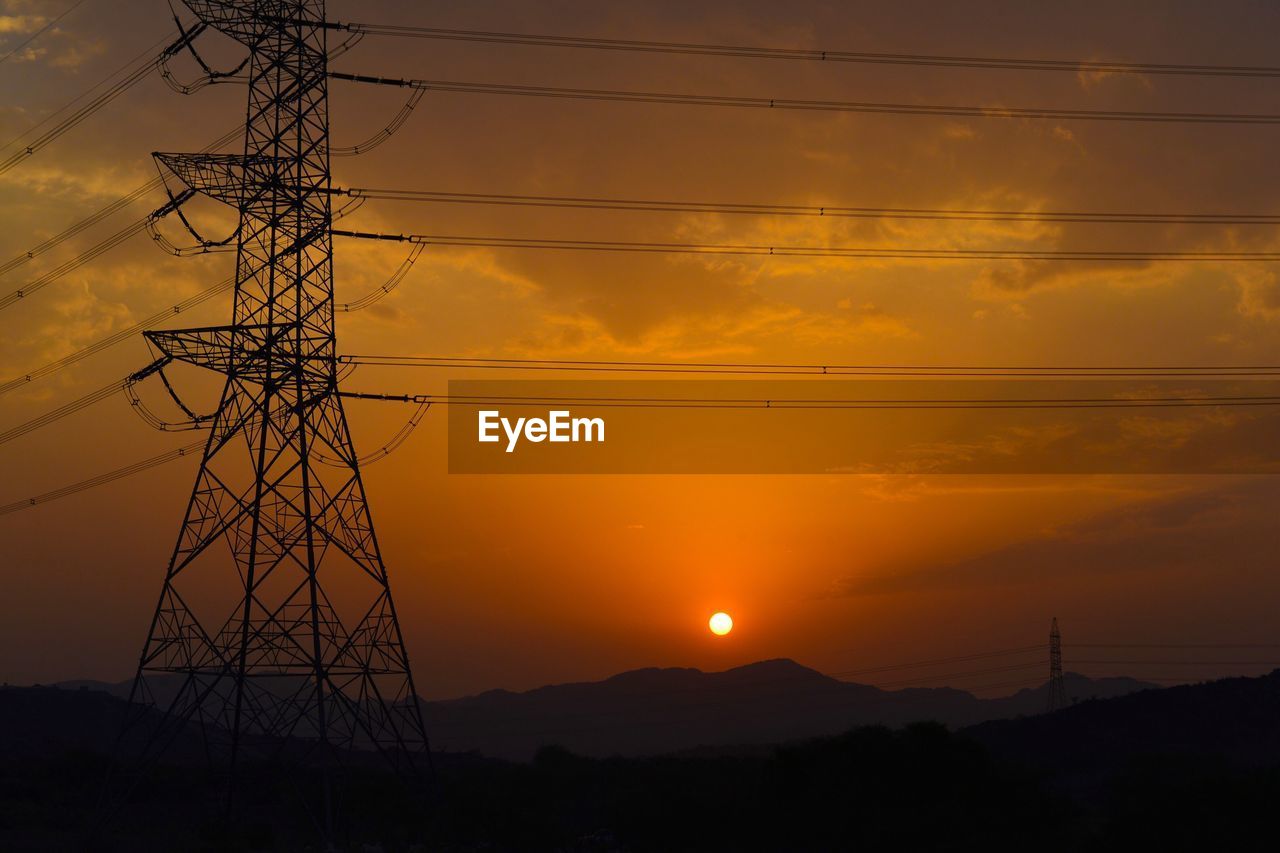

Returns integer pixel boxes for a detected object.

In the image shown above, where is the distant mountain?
[0,682,210,763]
[37,660,1154,761]
[968,668,1280,770]
[422,659,1150,759]
[10,668,1280,851]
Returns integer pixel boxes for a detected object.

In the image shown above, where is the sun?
[708,612,733,636]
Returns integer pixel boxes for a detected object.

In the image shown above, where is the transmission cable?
[868,661,1046,689]
[1,24,370,176]
[316,400,431,467]
[332,87,426,156]
[330,20,1280,80]
[0,126,238,282]
[334,227,1280,263]
[827,644,1047,677]
[331,71,1280,126]
[868,659,1280,689]
[0,217,151,311]
[0,0,89,66]
[0,277,231,396]
[1074,642,1280,649]
[339,390,1280,410]
[1068,659,1280,666]
[0,249,422,395]
[0,182,156,281]
[342,354,1280,379]
[340,185,1280,226]
[955,677,1045,693]
[0,440,203,517]
[0,29,189,174]
[0,128,241,313]
[0,378,125,447]
[337,244,425,311]
[0,148,365,314]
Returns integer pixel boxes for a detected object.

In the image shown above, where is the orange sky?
[1,0,1278,699]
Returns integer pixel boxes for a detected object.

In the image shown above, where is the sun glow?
[709,611,733,636]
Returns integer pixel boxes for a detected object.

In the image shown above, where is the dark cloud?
[834,476,1280,597]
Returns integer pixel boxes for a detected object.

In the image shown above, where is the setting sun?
[709,612,733,636]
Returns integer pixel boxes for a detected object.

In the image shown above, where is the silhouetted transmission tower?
[120,0,429,827]
[1047,617,1067,712]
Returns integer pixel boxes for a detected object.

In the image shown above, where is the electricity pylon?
[122,0,429,829]
[1047,617,1067,712]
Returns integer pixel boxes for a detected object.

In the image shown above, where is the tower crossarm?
[146,324,332,383]
[154,152,289,211]
[181,0,326,47]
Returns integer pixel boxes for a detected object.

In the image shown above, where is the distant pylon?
[1047,617,1067,712]
[117,0,430,835]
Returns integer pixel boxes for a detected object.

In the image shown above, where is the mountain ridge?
[42,657,1155,759]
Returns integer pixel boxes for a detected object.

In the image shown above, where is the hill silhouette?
[5,668,1280,850]
[47,658,1150,760]
[421,658,1150,758]
[969,668,1280,769]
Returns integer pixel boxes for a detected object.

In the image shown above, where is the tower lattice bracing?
[124,0,429,797]
[1047,617,1067,712]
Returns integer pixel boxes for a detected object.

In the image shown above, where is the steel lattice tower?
[122,0,429,819]
[1047,617,1067,712]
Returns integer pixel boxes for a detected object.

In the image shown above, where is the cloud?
[0,3,102,69]
[45,36,104,70]
[941,123,978,141]
[0,14,44,34]
[1076,68,1151,91]
[1231,267,1280,320]
[830,476,1280,597]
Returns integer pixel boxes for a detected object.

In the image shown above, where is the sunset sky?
[1,0,1278,700]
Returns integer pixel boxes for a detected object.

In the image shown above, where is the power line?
[1070,659,1280,666]
[343,354,1280,378]
[340,185,1280,226]
[0,181,156,281]
[828,645,1046,677]
[0,136,378,315]
[819,637,1280,676]
[331,71,1280,126]
[0,217,150,311]
[0,276,234,397]
[340,390,1280,409]
[865,661,1046,689]
[0,440,202,517]
[0,379,124,447]
[0,125,241,283]
[0,25,364,176]
[14,373,1260,467]
[336,243,424,311]
[957,678,1046,693]
[865,659,1280,690]
[1136,675,1272,683]
[10,345,1277,403]
[331,20,1280,80]
[0,30,184,174]
[0,0,89,66]
[0,243,420,395]
[335,228,1280,263]
[1074,642,1280,649]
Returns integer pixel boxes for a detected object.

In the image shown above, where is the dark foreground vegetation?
[1,723,1279,851]
[4,670,1280,851]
